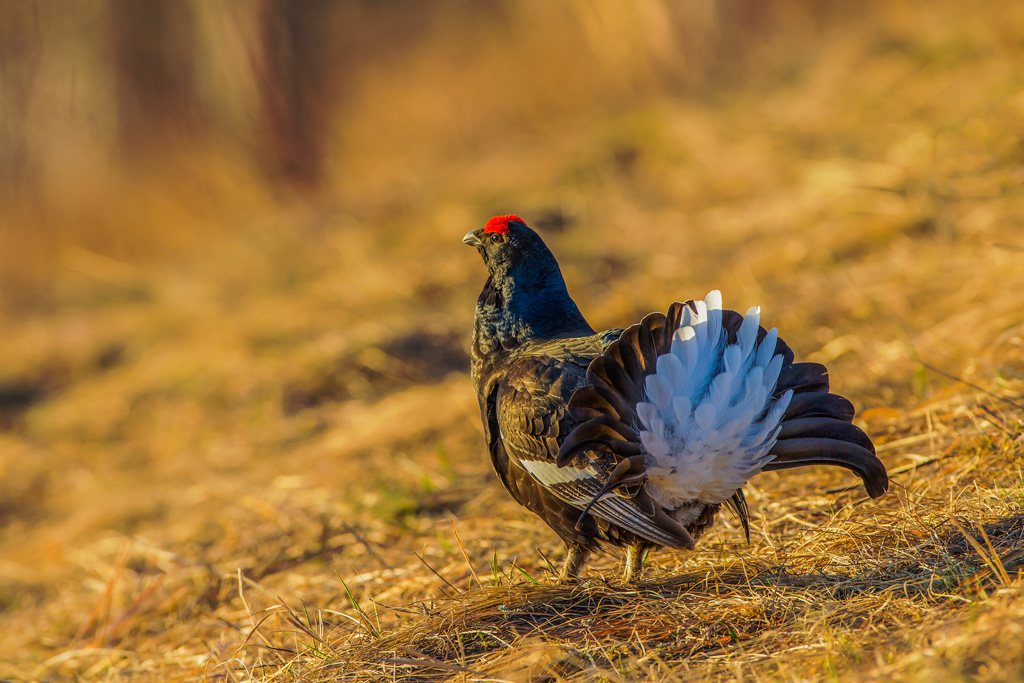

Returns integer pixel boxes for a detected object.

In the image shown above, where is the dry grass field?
[2,1,1024,681]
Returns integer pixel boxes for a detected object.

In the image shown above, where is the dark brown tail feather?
[724,490,751,543]
[765,366,888,498]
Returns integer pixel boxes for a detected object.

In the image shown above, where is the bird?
[464,214,888,583]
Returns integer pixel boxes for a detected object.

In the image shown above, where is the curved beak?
[462,229,483,248]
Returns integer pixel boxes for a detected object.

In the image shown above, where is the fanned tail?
[558,291,888,528]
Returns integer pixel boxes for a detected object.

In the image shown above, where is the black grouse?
[465,214,887,582]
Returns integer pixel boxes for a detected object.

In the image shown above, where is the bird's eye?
[489,233,503,243]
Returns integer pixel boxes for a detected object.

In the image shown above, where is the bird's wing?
[478,379,517,500]
[496,352,694,549]
[598,328,625,350]
[517,336,606,367]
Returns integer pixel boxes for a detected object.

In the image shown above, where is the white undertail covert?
[636,290,793,509]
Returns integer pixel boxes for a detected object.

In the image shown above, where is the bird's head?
[463,214,554,278]
[464,213,593,338]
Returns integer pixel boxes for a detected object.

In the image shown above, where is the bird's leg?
[622,541,650,584]
[557,543,590,582]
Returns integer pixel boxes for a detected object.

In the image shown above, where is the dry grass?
[2,1,1024,681]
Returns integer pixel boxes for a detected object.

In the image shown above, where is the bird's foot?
[556,544,590,583]
[621,542,649,584]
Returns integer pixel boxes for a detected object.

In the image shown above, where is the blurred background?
[3,0,980,297]
[2,0,748,291]
[2,1,1024,679]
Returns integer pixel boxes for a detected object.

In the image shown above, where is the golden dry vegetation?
[1,1,1024,681]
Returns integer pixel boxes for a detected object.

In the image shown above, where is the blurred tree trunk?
[110,0,201,161]
[254,0,332,192]
[0,2,42,199]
